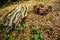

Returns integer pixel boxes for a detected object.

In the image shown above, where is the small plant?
[43,26,50,33]
[45,29,50,33]
[15,23,27,32]
[32,32,44,40]
[30,27,44,40]
[0,19,6,26]
[4,34,14,40]
[24,37,30,40]
[30,28,39,34]
[30,23,35,27]
[39,32,44,40]
[33,34,39,40]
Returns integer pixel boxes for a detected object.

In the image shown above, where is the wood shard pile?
[8,5,26,26]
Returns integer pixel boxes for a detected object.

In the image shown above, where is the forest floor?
[0,0,60,40]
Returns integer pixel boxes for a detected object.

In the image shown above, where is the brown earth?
[0,0,60,40]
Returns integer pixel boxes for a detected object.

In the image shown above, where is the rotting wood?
[5,5,28,33]
[8,5,23,26]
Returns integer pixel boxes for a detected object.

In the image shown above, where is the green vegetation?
[43,26,50,33]
[30,25,44,40]
[4,23,27,40]
[57,35,60,40]
[33,34,39,40]
[4,34,14,40]
[30,28,39,34]
[0,3,10,8]
[15,23,27,32]
[0,19,6,26]
[32,30,44,40]
[0,0,28,8]
[24,37,30,40]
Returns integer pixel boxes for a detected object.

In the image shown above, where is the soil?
[0,0,60,40]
